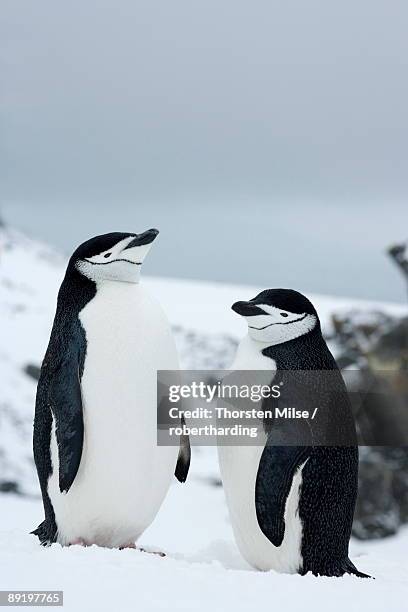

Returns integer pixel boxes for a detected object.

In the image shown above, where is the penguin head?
[72,229,159,284]
[232,289,319,345]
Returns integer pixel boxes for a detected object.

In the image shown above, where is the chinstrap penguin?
[218,288,370,578]
[33,229,190,548]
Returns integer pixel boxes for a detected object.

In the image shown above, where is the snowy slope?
[0,229,65,493]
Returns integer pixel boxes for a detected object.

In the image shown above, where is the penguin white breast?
[48,281,179,547]
[218,335,304,573]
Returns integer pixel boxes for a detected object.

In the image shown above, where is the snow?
[1,465,408,612]
[1,227,408,610]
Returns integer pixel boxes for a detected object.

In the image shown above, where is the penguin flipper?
[33,375,58,544]
[255,420,311,547]
[49,353,84,493]
[31,520,57,547]
[175,415,191,483]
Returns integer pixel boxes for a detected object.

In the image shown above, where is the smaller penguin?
[218,288,370,578]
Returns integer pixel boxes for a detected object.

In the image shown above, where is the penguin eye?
[280,312,289,318]
[104,252,112,259]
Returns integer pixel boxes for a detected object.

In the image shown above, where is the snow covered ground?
[1,467,408,612]
[1,227,408,611]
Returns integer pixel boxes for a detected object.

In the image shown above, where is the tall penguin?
[218,289,370,577]
[33,230,190,548]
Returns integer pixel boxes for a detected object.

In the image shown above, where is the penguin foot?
[70,538,88,547]
[302,557,372,579]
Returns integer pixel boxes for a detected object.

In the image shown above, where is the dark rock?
[198,476,223,488]
[353,449,400,539]
[0,481,20,494]
[24,363,41,381]
[332,307,408,539]
[388,242,408,285]
[345,369,408,446]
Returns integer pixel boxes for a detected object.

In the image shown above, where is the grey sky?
[1,1,408,302]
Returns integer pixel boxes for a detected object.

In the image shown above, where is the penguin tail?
[31,520,57,546]
[342,558,373,579]
[302,558,373,579]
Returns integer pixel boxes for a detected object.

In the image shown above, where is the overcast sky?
[1,1,407,302]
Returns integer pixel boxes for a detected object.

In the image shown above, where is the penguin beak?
[231,301,265,316]
[124,228,159,250]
